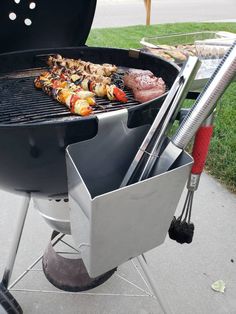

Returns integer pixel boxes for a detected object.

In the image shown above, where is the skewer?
[34,72,94,116]
[49,67,128,103]
[34,64,128,115]
[47,54,118,77]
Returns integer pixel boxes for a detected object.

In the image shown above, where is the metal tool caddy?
[66,110,193,277]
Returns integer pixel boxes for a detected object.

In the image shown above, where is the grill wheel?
[0,283,23,314]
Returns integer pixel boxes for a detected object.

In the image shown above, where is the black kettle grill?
[0,1,179,313]
[0,0,179,198]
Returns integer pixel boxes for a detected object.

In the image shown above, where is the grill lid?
[0,0,97,54]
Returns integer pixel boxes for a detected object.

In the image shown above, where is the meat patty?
[124,70,154,90]
[133,87,165,103]
[124,69,166,103]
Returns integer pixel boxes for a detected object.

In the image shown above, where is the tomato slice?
[52,80,61,89]
[60,73,67,81]
[70,94,80,112]
[89,81,95,92]
[113,87,128,103]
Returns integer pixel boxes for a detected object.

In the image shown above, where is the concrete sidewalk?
[0,172,236,314]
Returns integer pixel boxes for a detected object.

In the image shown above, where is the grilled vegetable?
[48,55,128,102]
[50,68,128,102]
[34,55,129,115]
[34,72,94,116]
[107,85,128,102]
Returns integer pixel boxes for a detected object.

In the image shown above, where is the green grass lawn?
[87,22,236,192]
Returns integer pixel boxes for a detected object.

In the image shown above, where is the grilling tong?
[121,40,236,186]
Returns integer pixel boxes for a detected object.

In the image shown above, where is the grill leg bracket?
[137,255,174,314]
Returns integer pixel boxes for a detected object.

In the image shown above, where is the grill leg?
[1,194,30,289]
[137,255,173,314]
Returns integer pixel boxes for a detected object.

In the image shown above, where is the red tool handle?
[191,125,214,175]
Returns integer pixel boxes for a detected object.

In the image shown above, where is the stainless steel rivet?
[24,18,32,26]
[29,2,36,9]
[9,12,17,20]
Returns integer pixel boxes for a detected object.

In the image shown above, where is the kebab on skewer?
[34,72,95,116]
[49,64,128,102]
[35,64,128,103]
[47,54,117,77]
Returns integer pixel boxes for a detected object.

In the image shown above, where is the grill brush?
[169,113,214,244]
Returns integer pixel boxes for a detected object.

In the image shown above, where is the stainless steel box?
[66,110,193,277]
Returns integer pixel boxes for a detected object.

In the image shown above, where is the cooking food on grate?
[34,55,169,116]
[145,44,196,63]
[47,54,118,77]
[34,72,94,116]
[34,55,129,115]
[124,69,166,103]
[49,66,128,102]
[146,48,175,62]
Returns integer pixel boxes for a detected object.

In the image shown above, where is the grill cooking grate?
[0,75,140,125]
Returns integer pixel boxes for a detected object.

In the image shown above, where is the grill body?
[0,47,179,197]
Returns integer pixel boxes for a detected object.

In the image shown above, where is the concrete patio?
[0,172,236,314]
